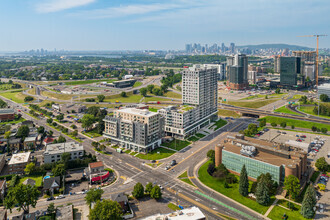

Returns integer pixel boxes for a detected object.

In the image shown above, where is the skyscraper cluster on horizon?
[185,43,236,54]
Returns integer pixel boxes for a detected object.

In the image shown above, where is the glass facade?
[222,150,282,184]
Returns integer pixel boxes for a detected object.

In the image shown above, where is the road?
[1,94,267,219]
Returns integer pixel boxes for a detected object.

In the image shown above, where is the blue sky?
[0,0,329,51]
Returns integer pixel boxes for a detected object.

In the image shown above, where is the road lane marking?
[125,162,143,172]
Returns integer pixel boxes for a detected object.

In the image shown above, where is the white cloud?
[36,0,96,13]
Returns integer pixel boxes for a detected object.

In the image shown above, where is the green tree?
[56,114,64,122]
[24,162,36,175]
[320,94,329,102]
[47,202,56,219]
[160,84,168,93]
[47,118,53,124]
[4,130,11,153]
[81,114,95,130]
[150,185,162,200]
[57,135,66,143]
[99,144,106,151]
[139,88,148,97]
[145,182,153,194]
[120,92,127,97]
[37,126,45,134]
[280,122,287,128]
[239,165,249,197]
[71,130,78,137]
[299,95,308,104]
[284,175,300,200]
[147,84,155,93]
[132,182,144,199]
[271,122,277,127]
[152,88,162,96]
[291,125,295,129]
[88,200,122,220]
[311,126,317,132]
[61,152,71,165]
[24,96,34,102]
[259,118,266,127]
[275,88,281,94]
[97,94,105,102]
[17,125,30,139]
[315,157,328,172]
[48,130,53,137]
[4,184,40,213]
[256,178,270,205]
[52,163,66,176]
[85,188,104,207]
[301,184,317,218]
[321,128,328,134]
[207,150,215,163]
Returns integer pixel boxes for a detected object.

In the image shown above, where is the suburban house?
[8,138,21,151]
[0,109,15,122]
[0,154,6,174]
[43,137,54,146]
[8,152,31,174]
[0,179,6,200]
[23,136,37,150]
[43,176,61,195]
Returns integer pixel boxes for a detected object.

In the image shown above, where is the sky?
[0,0,329,51]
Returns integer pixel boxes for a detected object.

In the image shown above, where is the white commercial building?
[44,142,84,164]
[143,206,206,220]
[159,65,218,139]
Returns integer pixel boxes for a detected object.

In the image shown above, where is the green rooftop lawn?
[199,160,274,215]
[161,139,190,151]
[262,116,330,130]
[274,106,302,116]
[148,108,159,112]
[135,147,175,160]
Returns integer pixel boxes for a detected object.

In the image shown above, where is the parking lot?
[258,129,329,160]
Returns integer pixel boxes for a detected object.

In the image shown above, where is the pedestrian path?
[264,199,278,217]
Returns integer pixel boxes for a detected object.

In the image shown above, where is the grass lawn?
[144,96,169,102]
[274,106,303,116]
[228,99,279,108]
[310,171,320,183]
[135,147,175,160]
[0,90,28,103]
[65,79,115,85]
[163,91,182,99]
[299,106,330,119]
[84,128,102,138]
[132,81,142,88]
[262,116,330,130]
[161,139,190,151]
[212,119,228,130]
[19,176,43,187]
[199,160,274,214]
[180,178,195,186]
[289,94,304,100]
[27,87,36,95]
[146,162,163,168]
[218,109,241,118]
[195,133,206,138]
[179,171,188,178]
[42,91,93,100]
[168,203,181,211]
[124,149,131,154]
[0,117,25,125]
[149,107,159,112]
[188,136,199,142]
[267,204,311,220]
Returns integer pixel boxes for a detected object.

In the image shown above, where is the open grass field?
[0,83,23,91]
[228,99,279,108]
[163,91,182,99]
[218,109,241,118]
[267,203,310,220]
[42,91,93,100]
[27,87,36,95]
[64,79,116,85]
[0,90,28,103]
[19,175,43,187]
[161,139,190,151]
[262,116,330,130]
[199,160,274,215]
[299,105,330,119]
[241,93,287,100]
[274,106,302,116]
[135,147,176,160]
[132,81,142,88]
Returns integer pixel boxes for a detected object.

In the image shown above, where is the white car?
[55,195,65,199]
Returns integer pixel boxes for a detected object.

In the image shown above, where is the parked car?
[297,139,302,142]
[47,197,54,201]
[300,135,306,138]
[165,166,170,170]
[170,160,176,166]
[55,195,65,199]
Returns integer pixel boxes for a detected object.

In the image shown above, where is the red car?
[296,139,302,142]
[300,135,306,138]
[321,174,329,178]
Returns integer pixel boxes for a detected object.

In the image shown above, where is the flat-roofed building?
[103,108,164,153]
[143,206,206,220]
[43,142,84,164]
[215,134,307,184]
[8,152,31,174]
[0,109,15,122]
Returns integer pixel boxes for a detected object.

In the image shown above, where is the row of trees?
[313,104,330,117]
[132,182,162,200]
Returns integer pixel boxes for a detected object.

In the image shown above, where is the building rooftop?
[0,108,14,114]
[8,152,31,165]
[24,136,36,142]
[143,206,205,220]
[116,108,158,117]
[44,142,83,155]
[318,83,330,89]
[89,161,104,169]
[56,204,73,220]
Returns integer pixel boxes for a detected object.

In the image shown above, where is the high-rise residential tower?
[159,65,218,139]
[226,54,249,90]
[279,56,301,87]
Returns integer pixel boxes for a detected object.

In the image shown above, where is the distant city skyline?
[0,0,329,51]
